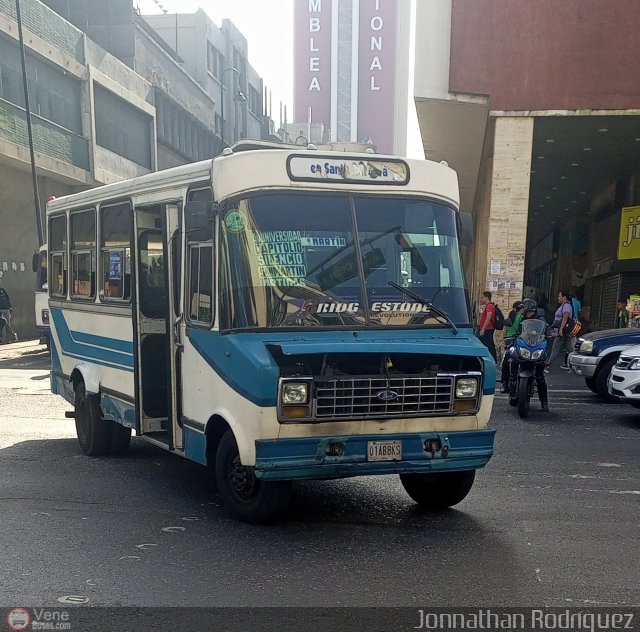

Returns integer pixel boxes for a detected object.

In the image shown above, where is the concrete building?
[415,0,640,330]
[293,0,410,155]
[0,0,274,338]
[143,10,272,148]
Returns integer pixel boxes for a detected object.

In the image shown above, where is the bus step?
[65,411,76,418]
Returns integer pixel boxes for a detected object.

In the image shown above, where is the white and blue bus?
[47,142,496,523]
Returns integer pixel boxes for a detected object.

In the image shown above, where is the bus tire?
[109,423,132,455]
[400,470,476,509]
[215,429,292,524]
[74,383,111,456]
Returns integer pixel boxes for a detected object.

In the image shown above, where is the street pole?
[220,67,241,150]
[15,0,44,247]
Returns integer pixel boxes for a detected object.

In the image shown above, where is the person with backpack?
[478,291,503,362]
[499,301,525,391]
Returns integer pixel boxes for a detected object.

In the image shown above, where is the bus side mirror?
[459,212,474,246]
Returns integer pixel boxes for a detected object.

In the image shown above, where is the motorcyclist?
[503,298,549,412]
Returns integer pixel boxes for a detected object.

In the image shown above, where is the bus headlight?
[455,378,478,399]
[281,382,309,405]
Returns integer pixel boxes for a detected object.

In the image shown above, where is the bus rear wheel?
[74,383,111,456]
[215,429,292,524]
[400,470,476,509]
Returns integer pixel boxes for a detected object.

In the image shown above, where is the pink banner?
[357,0,397,154]
[293,0,332,126]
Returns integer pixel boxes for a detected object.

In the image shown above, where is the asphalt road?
[0,341,638,609]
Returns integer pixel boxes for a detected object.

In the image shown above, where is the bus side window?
[100,203,132,302]
[188,243,213,324]
[186,187,214,326]
[70,209,96,300]
[49,215,67,298]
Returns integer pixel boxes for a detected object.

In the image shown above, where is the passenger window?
[186,187,214,326]
[100,203,131,301]
[70,209,96,300]
[188,243,213,324]
[49,215,67,297]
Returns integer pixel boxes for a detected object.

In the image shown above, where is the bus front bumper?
[254,429,495,481]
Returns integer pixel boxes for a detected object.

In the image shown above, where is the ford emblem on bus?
[376,390,399,402]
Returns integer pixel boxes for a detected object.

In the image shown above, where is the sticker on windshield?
[225,210,246,233]
[300,236,347,247]
[252,230,307,286]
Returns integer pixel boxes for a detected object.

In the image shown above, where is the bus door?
[133,204,184,450]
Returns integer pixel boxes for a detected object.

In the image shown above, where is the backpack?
[492,303,505,330]
[562,303,576,337]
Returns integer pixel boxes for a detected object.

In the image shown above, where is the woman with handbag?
[546,290,575,372]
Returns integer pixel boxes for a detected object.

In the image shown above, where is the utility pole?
[15,0,44,247]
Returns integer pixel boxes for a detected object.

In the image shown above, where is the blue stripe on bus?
[188,329,279,407]
[51,308,134,372]
[188,327,495,406]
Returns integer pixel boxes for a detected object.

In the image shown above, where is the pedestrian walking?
[615,297,630,329]
[546,289,574,371]
[478,291,497,362]
[0,283,16,343]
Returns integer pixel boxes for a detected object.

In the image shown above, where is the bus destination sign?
[287,156,409,185]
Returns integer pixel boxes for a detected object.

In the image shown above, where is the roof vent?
[222,147,233,156]
[307,143,317,151]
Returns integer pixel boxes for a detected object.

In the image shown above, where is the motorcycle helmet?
[520,298,538,313]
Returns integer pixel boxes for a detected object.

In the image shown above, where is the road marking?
[57,596,89,604]
[535,568,542,583]
[119,555,140,560]
[135,543,158,550]
[162,526,186,533]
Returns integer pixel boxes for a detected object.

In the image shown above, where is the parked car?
[568,328,640,401]
[608,344,640,409]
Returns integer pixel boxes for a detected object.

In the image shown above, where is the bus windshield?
[219,192,471,330]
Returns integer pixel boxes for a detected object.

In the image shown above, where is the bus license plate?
[367,440,402,462]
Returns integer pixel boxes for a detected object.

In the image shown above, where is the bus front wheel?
[400,470,476,509]
[215,430,292,524]
[74,383,111,456]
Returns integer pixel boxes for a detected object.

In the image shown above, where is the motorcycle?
[507,319,549,418]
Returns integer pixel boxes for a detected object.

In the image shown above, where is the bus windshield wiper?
[387,281,458,335]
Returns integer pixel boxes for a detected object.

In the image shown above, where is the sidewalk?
[0,338,47,362]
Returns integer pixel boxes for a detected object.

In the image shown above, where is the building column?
[480,116,534,312]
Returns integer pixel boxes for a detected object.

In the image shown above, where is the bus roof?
[47,146,459,213]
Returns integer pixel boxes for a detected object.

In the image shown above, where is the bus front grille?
[314,375,454,419]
